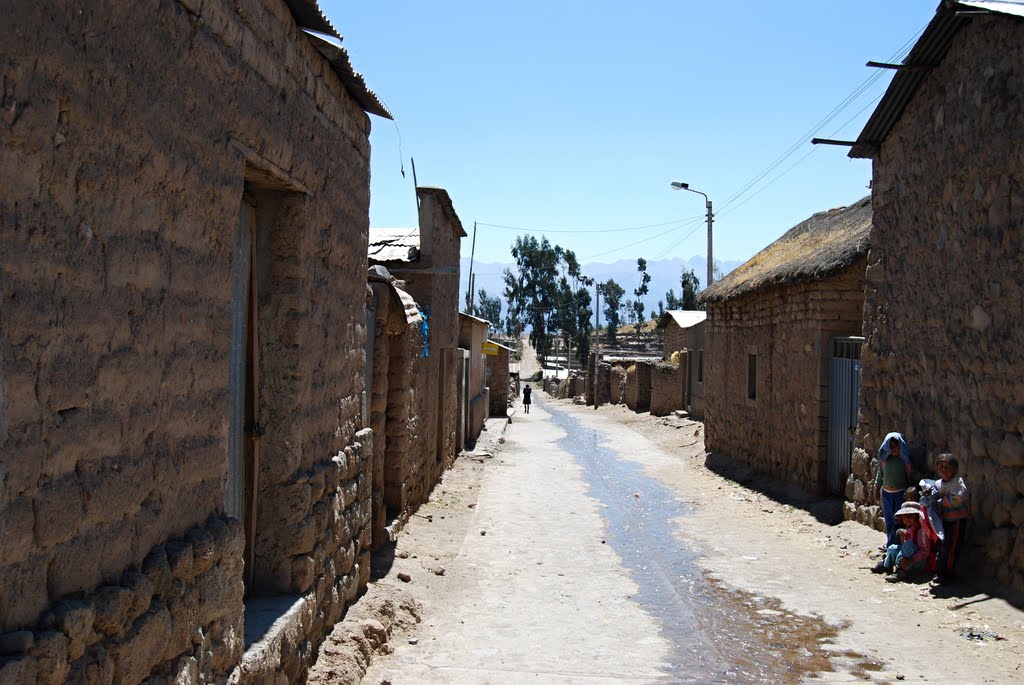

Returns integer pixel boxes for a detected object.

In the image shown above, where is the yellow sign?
[482,341,499,356]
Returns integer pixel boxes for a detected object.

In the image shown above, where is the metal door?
[827,337,863,496]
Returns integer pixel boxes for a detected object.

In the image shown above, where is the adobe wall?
[624,363,653,412]
[0,0,374,681]
[650,360,686,417]
[487,348,510,417]
[854,16,1024,589]
[704,264,865,493]
[663,324,686,358]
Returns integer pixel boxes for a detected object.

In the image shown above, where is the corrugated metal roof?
[656,311,707,330]
[849,0,1023,158]
[285,0,338,37]
[368,228,420,262]
[304,32,392,120]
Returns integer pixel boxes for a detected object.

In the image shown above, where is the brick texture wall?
[0,0,375,681]
[704,263,865,493]
[853,16,1024,589]
[650,359,686,417]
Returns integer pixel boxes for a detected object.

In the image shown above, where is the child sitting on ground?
[872,501,933,582]
[931,453,969,582]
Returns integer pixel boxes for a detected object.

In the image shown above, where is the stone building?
[367,187,465,540]
[0,1,390,682]
[845,1,1024,589]
[699,197,872,495]
[656,310,707,418]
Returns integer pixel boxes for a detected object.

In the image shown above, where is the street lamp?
[670,181,714,288]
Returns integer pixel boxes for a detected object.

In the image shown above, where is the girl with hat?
[871,501,933,582]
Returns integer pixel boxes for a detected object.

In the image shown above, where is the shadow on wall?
[703,451,844,525]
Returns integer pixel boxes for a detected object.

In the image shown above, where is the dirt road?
[311,390,1024,684]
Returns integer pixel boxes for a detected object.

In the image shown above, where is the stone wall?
[0,0,378,681]
[704,263,865,493]
[624,363,653,412]
[854,16,1024,589]
[650,359,686,417]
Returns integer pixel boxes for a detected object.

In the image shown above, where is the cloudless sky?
[322,0,939,267]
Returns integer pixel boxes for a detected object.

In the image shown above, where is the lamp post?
[670,181,714,288]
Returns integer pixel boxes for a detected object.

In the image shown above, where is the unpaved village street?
[310,392,1024,684]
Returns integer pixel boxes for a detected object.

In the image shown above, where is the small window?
[697,350,704,383]
[747,353,757,400]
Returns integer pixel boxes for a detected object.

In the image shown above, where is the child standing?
[932,453,969,582]
[522,384,532,414]
[875,432,913,548]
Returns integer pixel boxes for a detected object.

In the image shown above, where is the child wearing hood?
[875,432,913,548]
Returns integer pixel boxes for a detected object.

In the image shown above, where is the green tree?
[680,269,703,311]
[600,279,625,346]
[503,235,562,363]
[551,249,594,367]
[632,258,651,325]
[477,289,502,332]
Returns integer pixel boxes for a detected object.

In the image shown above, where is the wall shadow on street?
[703,451,844,525]
[371,539,397,581]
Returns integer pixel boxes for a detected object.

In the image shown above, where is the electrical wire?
[715,24,925,215]
[476,215,703,234]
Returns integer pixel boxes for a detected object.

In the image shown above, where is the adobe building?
[699,197,871,495]
[458,313,489,447]
[0,1,389,682]
[368,187,466,488]
[656,310,707,418]
[485,339,516,417]
[844,1,1024,589]
[365,266,424,547]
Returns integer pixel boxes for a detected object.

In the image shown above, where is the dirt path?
[311,391,1024,684]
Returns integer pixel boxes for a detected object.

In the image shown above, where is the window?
[697,350,704,383]
[747,353,757,400]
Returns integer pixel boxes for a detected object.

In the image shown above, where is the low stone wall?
[0,515,244,684]
[650,362,684,417]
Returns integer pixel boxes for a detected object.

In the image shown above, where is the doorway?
[827,336,863,496]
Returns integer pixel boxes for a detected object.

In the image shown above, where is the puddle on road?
[544,399,876,682]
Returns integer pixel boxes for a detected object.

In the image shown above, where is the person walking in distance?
[523,384,532,414]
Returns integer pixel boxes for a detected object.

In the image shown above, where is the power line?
[476,215,703,234]
[716,24,925,215]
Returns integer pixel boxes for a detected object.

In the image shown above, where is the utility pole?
[705,199,714,288]
[465,221,477,313]
[594,283,600,410]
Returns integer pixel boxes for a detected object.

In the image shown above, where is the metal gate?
[827,337,864,496]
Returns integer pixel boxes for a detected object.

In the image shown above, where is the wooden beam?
[811,138,857,147]
[866,61,936,71]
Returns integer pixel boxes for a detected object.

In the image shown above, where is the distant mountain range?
[459,255,744,319]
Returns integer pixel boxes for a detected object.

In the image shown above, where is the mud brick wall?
[0,515,243,684]
[663,323,686,359]
[382,325,421,517]
[609,364,628,405]
[0,0,376,681]
[487,348,510,417]
[650,361,685,417]
[704,264,865,493]
[624,363,652,412]
[854,16,1024,589]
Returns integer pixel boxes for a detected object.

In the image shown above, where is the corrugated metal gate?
[827,337,864,496]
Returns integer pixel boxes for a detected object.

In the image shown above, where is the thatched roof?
[699,196,871,304]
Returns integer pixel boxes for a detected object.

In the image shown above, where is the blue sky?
[322,1,939,267]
